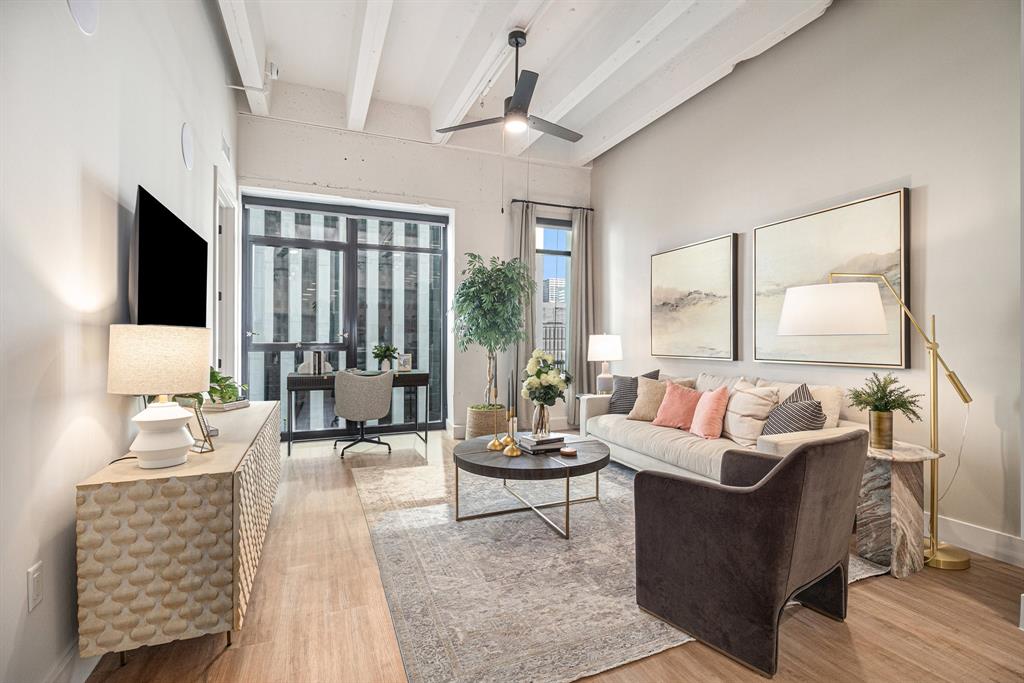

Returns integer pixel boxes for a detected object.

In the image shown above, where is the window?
[242,197,447,436]
[535,218,572,369]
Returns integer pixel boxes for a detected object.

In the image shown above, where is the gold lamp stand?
[831,273,973,570]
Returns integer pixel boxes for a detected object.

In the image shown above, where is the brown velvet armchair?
[634,431,868,677]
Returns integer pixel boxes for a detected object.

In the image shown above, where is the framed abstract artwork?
[651,233,737,360]
[753,189,910,367]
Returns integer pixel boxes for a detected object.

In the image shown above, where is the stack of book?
[519,434,565,455]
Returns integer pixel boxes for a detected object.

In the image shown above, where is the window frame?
[241,194,449,437]
[534,216,573,371]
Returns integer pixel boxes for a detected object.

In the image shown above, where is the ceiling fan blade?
[528,115,583,142]
[435,117,504,134]
[509,70,538,113]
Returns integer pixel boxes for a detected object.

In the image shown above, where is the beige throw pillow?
[627,376,668,421]
[755,379,843,428]
[723,381,779,446]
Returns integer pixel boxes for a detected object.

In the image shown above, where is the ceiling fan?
[435,29,583,143]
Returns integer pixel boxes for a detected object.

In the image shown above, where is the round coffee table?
[452,433,610,538]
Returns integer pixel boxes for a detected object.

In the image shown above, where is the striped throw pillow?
[608,370,660,414]
[762,399,827,436]
[784,383,814,404]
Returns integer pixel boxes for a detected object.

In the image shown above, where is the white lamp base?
[130,401,194,469]
[596,361,614,394]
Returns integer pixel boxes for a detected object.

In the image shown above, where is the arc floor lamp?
[778,273,972,570]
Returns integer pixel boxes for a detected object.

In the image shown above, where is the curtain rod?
[510,199,594,212]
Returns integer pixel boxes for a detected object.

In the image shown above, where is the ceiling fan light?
[504,113,528,134]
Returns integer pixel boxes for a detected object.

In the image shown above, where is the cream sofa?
[579,372,865,482]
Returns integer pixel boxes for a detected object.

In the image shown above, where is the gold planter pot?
[869,410,893,450]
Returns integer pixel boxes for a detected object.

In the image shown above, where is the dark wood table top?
[453,433,610,481]
[287,370,428,390]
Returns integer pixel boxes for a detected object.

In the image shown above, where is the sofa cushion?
[586,413,741,480]
[662,375,697,389]
[723,383,779,447]
[652,383,702,430]
[755,379,843,428]
[628,376,668,421]
[691,386,730,439]
[696,372,754,393]
[608,369,660,414]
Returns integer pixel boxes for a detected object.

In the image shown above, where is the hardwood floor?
[87,435,1024,683]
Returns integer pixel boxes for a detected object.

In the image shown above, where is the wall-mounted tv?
[130,186,208,327]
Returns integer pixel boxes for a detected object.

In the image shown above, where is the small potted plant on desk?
[848,372,923,449]
[452,253,534,438]
[372,343,399,371]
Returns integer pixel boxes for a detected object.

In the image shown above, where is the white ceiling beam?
[569,0,831,166]
[508,0,695,157]
[218,0,270,116]
[429,0,550,144]
[346,0,394,132]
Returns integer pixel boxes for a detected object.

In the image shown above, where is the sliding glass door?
[242,196,447,437]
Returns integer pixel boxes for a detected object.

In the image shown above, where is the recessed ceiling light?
[180,123,194,170]
[67,0,99,36]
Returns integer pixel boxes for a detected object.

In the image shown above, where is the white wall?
[0,2,238,681]
[236,113,590,430]
[591,0,1021,540]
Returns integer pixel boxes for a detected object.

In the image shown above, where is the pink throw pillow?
[691,386,729,439]
[652,383,702,430]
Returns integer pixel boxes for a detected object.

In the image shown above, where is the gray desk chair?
[333,370,394,457]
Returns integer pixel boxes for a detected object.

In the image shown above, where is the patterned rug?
[352,454,887,683]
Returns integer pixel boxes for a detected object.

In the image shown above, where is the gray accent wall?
[591,0,1021,540]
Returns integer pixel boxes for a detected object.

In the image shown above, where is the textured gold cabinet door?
[233,403,282,629]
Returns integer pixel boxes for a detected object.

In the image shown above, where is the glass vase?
[531,403,550,439]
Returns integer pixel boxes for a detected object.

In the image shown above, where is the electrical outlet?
[27,561,42,612]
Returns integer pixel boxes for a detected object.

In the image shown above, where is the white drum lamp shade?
[777,282,887,336]
[108,325,210,468]
[588,334,622,394]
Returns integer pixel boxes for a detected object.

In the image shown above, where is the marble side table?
[856,441,942,578]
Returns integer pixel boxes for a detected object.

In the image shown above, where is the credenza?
[76,401,281,658]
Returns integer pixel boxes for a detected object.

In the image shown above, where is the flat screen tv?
[130,186,208,327]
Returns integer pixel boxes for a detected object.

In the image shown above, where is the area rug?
[353,457,887,683]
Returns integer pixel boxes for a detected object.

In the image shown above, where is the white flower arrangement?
[520,348,572,406]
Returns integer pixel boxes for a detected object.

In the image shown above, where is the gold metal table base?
[454,467,600,539]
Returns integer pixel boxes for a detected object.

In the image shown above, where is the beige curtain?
[513,201,536,429]
[567,208,595,427]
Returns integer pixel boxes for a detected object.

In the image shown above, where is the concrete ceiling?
[219,0,832,166]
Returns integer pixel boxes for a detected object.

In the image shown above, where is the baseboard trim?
[45,640,98,683]
[446,419,465,440]
[924,512,1024,568]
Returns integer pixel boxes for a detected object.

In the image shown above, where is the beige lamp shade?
[777,282,887,336]
[107,324,210,395]
[587,334,623,362]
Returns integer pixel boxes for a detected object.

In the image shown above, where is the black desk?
[285,371,430,456]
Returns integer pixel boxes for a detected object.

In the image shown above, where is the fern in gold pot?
[848,372,922,449]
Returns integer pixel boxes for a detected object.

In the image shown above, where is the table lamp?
[107,324,211,469]
[588,334,622,394]
[778,276,972,570]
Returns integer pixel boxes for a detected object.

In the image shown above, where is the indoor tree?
[452,253,534,406]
